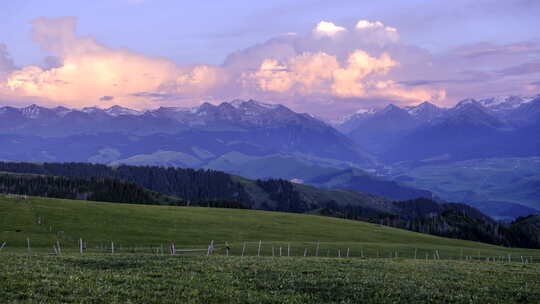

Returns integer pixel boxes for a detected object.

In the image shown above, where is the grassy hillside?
[1,195,539,260]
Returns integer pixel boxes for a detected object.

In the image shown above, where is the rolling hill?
[2,195,539,259]
[2,161,538,248]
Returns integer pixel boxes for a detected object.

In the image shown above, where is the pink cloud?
[2,17,226,109]
[0,17,537,118]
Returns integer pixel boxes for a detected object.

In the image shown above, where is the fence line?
[2,238,539,264]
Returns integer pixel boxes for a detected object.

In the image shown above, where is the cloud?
[228,19,442,110]
[313,21,347,38]
[243,52,339,94]
[99,95,114,101]
[2,17,225,109]
[0,17,447,115]
[354,20,399,46]
[1,16,537,118]
[331,50,396,97]
[498,62,540,76]
[454,42,540,59]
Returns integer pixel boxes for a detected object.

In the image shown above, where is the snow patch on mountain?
[21,105,44,119]
[106,105,142,117]
[230,99,279,110]
[478,95,538,112]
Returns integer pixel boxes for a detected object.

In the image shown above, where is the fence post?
[79,238,84,254]
[257,240,262,257]
[56,240,61,255]
[0,241,6,252]
[346,248,350,258]
[207,240,214,256]
[279,247,282,257]
[27,238,31,253]
[111,241,115,254]
[304,248,307,257]
[288,243,290,257]
[242,242,246,257]
[316,241,320,257]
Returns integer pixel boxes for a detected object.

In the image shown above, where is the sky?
[0,0,539,118]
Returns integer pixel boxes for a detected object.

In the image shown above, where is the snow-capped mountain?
[335,94,539,132]
[19,104,59,120]
[507,95,540,125]
[477,95,537,113]
[144,99,328,129]
[442,99,504,128]
[332,94,540,161]
[331,108,377,133]
[0,99,371,167]
[0,100,323,129]
[344,104,421,154]
[404,101,445,122]
[105,105,143,117]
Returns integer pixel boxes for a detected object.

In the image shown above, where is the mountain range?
[0,95,539,218]
[334,95,540,162]
[0,100,371,167]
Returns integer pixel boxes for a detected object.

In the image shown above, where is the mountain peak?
[21,104,49,119]
[355,108,377,115]
[82,106,103,114]
[405,101,444,122]
[417,101,437,108]
[446,98,505,128]
[105,105,142,117]
[477,95,538,113]
[378,104,409,116]
[455,98,480,108]
[228,99,280,110]
[383,103,401,111]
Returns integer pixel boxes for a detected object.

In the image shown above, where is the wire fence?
[1,239,538,264]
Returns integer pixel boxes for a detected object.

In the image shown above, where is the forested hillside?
[0,173,179,205]
[0,162,252,205]
[1,161,538,248]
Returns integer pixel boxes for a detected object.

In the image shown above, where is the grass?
[2,195,540,303]
[1,254,539,303]
[1,194,539,260]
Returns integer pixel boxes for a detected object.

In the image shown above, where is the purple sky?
[0,0,539,118]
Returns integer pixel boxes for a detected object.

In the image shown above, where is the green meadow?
[2,195,540,303]
[1,194,539,259]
